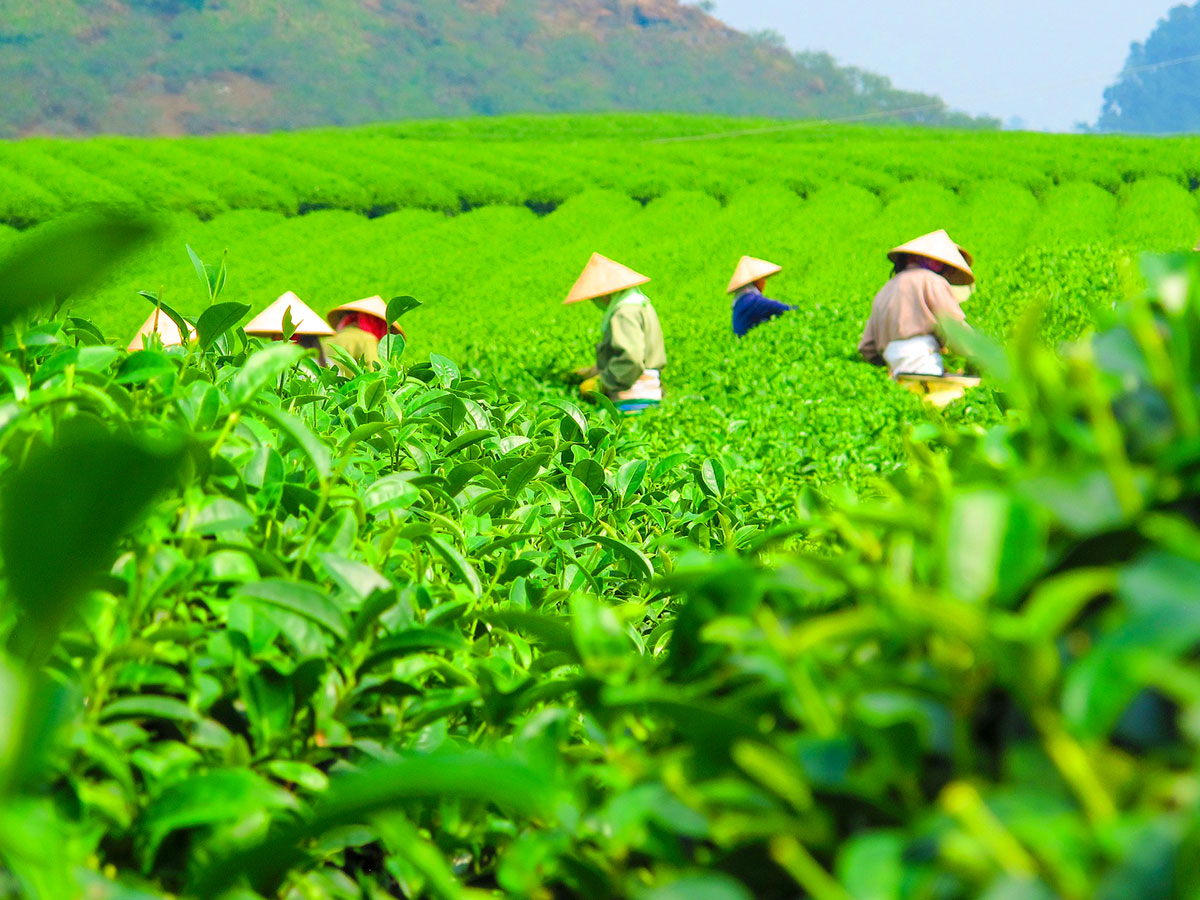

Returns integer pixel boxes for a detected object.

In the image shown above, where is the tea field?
[11,117,1199,499]
[1,115,1200,900]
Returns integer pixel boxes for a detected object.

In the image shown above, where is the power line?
[1121,51,1200,77]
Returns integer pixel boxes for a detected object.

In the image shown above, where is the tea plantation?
[1,115,1200,900]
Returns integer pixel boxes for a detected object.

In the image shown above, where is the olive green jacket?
[596,289,667,392]
[323,325,380,374]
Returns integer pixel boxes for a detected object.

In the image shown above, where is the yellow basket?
[896,374,982,409]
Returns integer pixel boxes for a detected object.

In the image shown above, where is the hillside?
[0,0,995,137]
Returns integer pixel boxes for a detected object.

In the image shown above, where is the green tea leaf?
[545,398,588,439]
[232,344,304,407]
[115,350,175,385]
[566,474,596,518]
[699,458,725,499]
[319,553,391,601]
[99,695,200,724]
[506,451,552,496]
[186,496,254,535]
[429,353,460,387]
[362,629,468,669]
[444,428,495,456]
[425,535,483,597]
[136,291,191,348]
[139,769,297,870]
[379,332,406,362]
[236,580,349,641]
[573,458,606,494]
[186,243,214,298]
[616,459,647,502]
[591,534,655,579]
[357,378,387,412]
[363,475,421,514]
[836,833,905,900]
[264,760,330,792]
[281,305,297,341]
[943,489,1045,605]
[636,873,753,900]
[197,302,250,350]
[386,295,422,322]
[66,316,107,346]
[253,402,332,479]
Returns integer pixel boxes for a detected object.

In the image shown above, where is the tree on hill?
[0,0,994,138]
[1098,3,1200,133]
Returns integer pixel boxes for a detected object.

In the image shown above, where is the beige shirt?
[858,268,967,364]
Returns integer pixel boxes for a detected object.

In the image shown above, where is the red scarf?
[345,312,387,341]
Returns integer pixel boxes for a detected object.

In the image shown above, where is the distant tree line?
[1099,3,1200,133]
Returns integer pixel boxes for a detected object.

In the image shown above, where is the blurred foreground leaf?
[195,752,553,896]
[1,430,183,665]
[0,215,156,326]
[138,769,298,870]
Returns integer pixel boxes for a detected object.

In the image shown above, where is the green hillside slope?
[0,114,1196,229]
[0,0,994,137]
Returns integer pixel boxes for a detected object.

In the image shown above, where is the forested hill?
[1099,2,1200,133]
[0,0,994,138]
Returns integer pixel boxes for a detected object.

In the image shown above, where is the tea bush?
[1,216,1199,900]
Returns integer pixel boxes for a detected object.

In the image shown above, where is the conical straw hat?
[245,291,335,337]
[888,230,975,286]
[727,256,783,294]
[564,253,650,305]
[127,307,197,351]
[326,295,405,335]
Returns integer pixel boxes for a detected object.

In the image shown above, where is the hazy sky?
[709,1,1176,130]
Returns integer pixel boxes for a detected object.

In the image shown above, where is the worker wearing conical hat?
[565,253,667,415]
[727,256,795,337]
[322,295,405,373]
[127,307,197,351]
[245,291,336,365]
[858,230,974,377]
